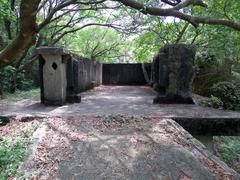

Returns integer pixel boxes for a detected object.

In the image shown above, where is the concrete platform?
[20,116,240,179]
[1,86,239,119]
[2,86,239,179]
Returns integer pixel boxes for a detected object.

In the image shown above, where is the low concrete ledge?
[35,46,69,55]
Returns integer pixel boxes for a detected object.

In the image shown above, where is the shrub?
[211,81,240,110]
[0,66,15,93]
[192,73,228,97]
[0,122,39,179]
[214,136,240,173]
[0,66,34,94]
[210,95,224,109]
[0,137,27,179]
[194,53,218,75]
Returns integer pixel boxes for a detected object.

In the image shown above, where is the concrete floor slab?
[1,86,240,119]
[20,116,240,179]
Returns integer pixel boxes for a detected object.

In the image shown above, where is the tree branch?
[115,0,240,31]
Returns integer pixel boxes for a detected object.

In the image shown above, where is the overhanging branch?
[115,0,240,31]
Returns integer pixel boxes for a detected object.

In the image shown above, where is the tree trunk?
[0,0,41,68]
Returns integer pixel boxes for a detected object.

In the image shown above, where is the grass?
[0,88,40,102]
[0,123,39,179]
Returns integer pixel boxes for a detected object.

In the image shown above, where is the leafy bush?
[0,66,15,93]
[193,73,228,97]
[15,72,34,91]
[210,95,224,109]
[0,122,39,179]
[0,137,27,179]
[0,66,34,94]
[214,136,240,173]
[194,53,218,75]
[210,81,240,110]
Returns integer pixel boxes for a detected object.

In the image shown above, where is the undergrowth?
[0,123,39,179]
[214,136,240,174]
[0,88,40,102]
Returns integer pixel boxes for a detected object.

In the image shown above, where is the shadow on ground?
[21,116,240,179]
[1,86,240,119]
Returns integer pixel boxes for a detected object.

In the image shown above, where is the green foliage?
[0,66,34,94]
[15,72,35,91]
[0,121,39,179]
[0,66,15,93]
[210,81,240,110]
[214,136,240,173]
[61,27,130,63]
[194,53,218,75]
[133,30,160,63]
[132,22,192,62]
[0,0,15,22]
[0,137,27,179]
[209,95,224,109]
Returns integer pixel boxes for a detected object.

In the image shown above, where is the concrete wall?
[37,46,152,105]
[102,63,151,85]
[38,52,102,105]
[67,55,102,93]
[42,54,67,105]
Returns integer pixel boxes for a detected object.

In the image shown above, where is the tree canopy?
[0,0,240,68]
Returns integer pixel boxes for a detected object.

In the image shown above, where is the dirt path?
[1,86,240,118]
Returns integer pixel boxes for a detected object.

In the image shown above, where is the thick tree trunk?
[0,0,41,68]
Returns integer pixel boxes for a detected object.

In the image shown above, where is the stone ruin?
[36,47,102,106]
[35,46,151,106]
[36,44,196,106]
[152,44,196,104]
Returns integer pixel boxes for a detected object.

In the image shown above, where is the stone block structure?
[36,47,102,105]
[152,44,196,104]
[36,44,197,106]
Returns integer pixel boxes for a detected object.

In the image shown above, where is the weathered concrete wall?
[102,63,151,85]
[71,56,102,93]
[42,54,67,105]
[37,47,102,105]
[37,47,69,105]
